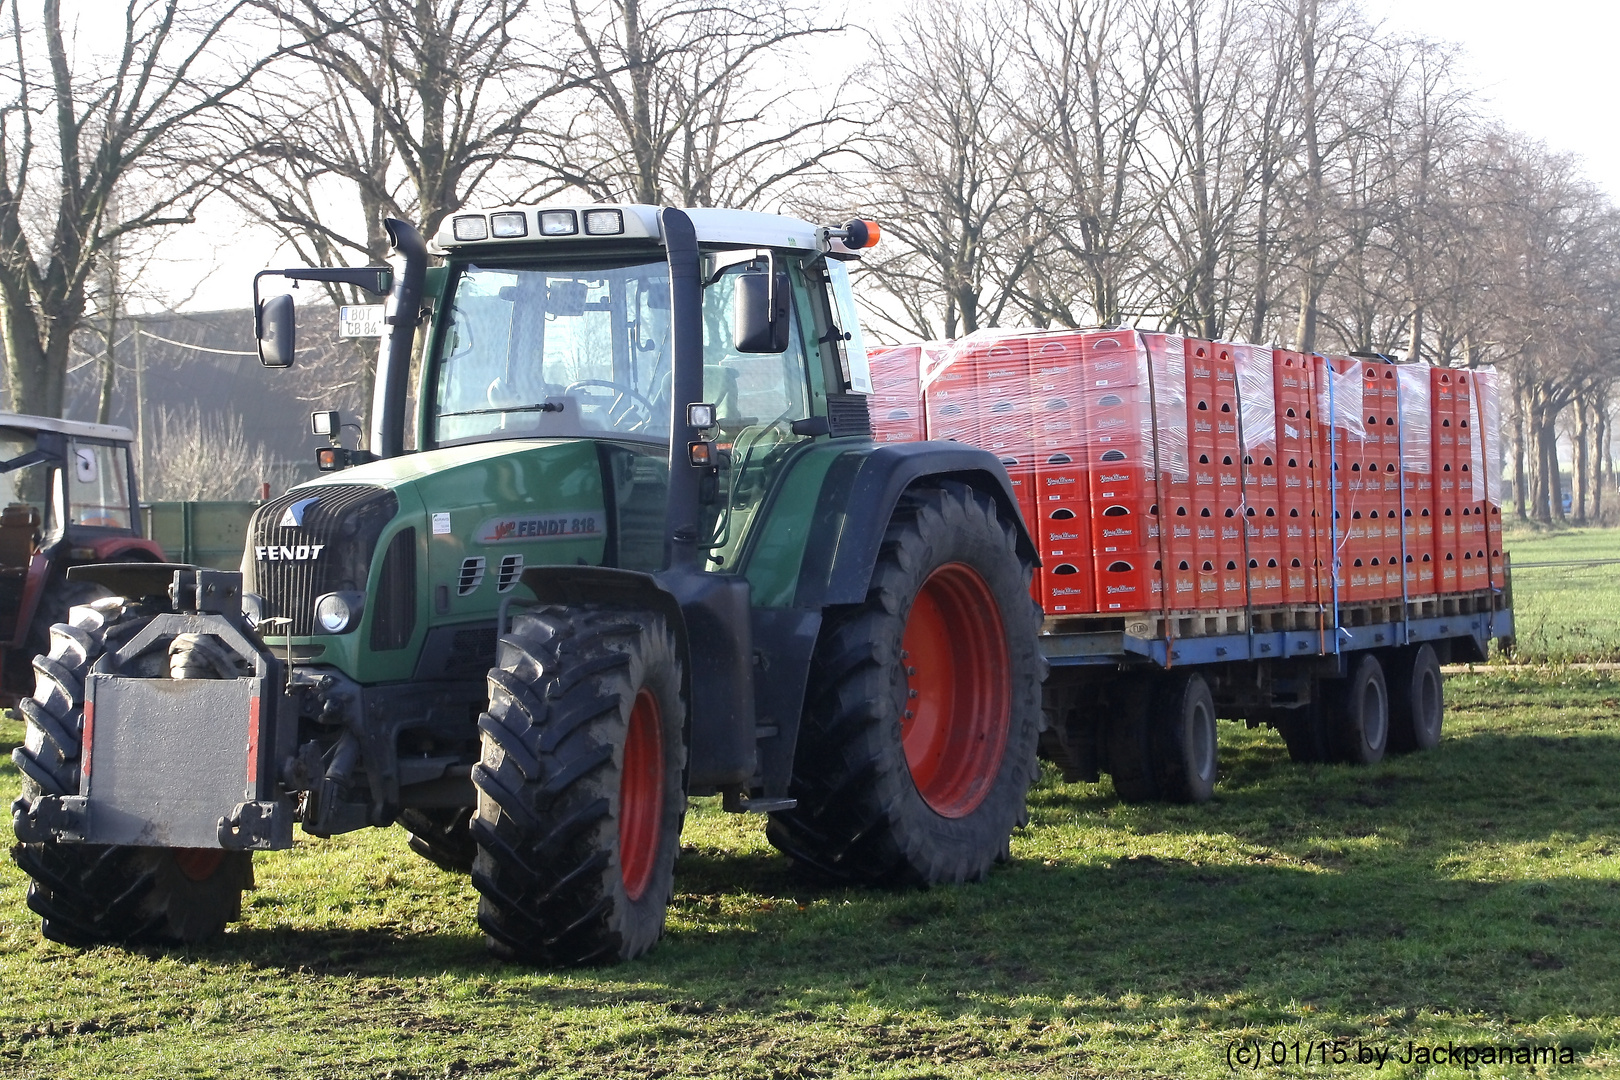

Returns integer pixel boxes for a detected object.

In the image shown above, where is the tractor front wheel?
[767,482,1042,885]
[10,598,252,945]
[471,606,686,965]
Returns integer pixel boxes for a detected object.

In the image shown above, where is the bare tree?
[1012,0,1168,328]
[544,0,858,209]
[847,1,1036,340]
[230,0,566,268]
[0,0,291,418]
[145,402,298,500]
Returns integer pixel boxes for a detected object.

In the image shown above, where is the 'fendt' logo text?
[256,544,325,561]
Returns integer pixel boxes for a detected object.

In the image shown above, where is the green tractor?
[9,206,1043,963]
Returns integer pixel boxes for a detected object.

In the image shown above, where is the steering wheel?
[563,380,657,431]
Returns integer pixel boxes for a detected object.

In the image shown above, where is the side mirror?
[734,270,789,353]
[258,293,296,368]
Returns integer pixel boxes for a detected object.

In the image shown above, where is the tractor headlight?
[451,215,488,241]
[313,591,364,634]
[539,210,578,236]
[490,211,528,238]
[583,209,624,235]
[241,592,265,628]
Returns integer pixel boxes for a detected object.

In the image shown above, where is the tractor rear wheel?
[766,483,1042,885]
[9,599,253,945]
[471,606,686,965]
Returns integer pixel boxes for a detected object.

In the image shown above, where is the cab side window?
[67,441,132,529]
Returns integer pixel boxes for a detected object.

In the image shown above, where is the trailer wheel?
[1104,684,1158,803]
[766,482,1042,885]
[1328,653,1389,765]
[9,599,253,946]
[398,808,476,873]
[471,606,686,966]
[1150,673,1218,803]
[1386,644,1443,753]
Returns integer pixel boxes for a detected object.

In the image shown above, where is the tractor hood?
[249,437,665,683]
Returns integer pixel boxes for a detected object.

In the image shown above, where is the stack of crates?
[865,344,927,444]
[1273,350,1324,604]
[1236,345,1283,605]
[1085,331,1167,613]
[879,328,1502,619]
[1396,364,1437,595]
[1026,333,1091,613]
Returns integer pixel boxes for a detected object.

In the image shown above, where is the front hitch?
[22,568,298,851]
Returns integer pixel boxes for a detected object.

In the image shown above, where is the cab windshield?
[433,259,674,445]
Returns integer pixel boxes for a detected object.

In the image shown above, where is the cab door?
[698,256,819,572]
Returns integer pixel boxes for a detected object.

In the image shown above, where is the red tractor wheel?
[767,482,1042,885]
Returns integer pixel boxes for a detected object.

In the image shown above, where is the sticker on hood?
[476,511,603,543]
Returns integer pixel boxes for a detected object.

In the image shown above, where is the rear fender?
[794,441,1038,609]
[79,536,166,563]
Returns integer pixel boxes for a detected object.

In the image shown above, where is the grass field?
[3,663,1619,1078]
[1501,524,1620,663]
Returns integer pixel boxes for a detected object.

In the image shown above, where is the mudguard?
[794,440,1038,609]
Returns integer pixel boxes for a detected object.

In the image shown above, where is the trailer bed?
[1040,589,1511,668]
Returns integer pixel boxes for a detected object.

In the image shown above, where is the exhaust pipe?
[370,218,427,458]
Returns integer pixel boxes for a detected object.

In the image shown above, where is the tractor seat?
[0,503,38,568]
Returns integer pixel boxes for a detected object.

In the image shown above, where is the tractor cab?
[0,414,162,697]
[419,206,880,572]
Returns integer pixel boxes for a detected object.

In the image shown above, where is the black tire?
[1327,653,1389,765]
[1280,700,1331,764]
[765,482,1043,885]
[1149,673,1218,803]
[22,576,113,669]
[1386,644,1444,753]
[398,808,477,873]
[471,606,686,965]
[9,598,253,946]
[1104,682,1159,803]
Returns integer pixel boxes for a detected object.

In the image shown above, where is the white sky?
[162,0,1620,312]
[1360,0,1620,195]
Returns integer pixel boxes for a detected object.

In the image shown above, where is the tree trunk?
[1542,414,1564,523]
[1511,377,1528,521]
[1573,397,1589,524]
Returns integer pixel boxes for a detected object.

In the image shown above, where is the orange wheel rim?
[619,688,664,901]
[899,563,1012,817]
[173,849,225,882]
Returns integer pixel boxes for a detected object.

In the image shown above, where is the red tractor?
[0,414,165,701]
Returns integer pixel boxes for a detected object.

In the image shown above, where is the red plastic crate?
[1035,455,1087,509]
[1091,501,1159,556]
[1081,331,1150,389]
[1040,558,1095,614]
[1438,551,1460,592]
[1095,554,1163,612]
[1038,505,1091,560]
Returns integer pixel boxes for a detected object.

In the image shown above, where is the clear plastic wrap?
[1475,368,1502,506]
[1396,364,1431,473]
[1234,344,1277,454]
[1143,332,1189,481]
[866,343,927,444]
[1319,360,1367,441]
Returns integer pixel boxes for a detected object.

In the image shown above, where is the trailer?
[871,333,1513,800]
[1034,586,1511,802]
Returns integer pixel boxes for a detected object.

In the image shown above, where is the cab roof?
[0,412,134,442]
[433,203,827,255]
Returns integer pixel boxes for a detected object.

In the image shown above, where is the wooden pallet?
[1041,589,1502,642]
